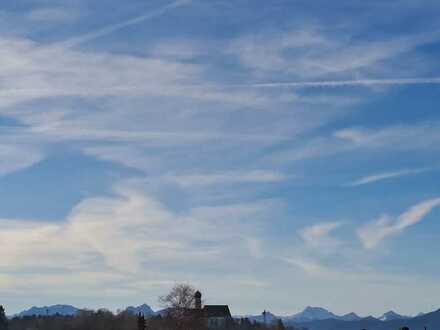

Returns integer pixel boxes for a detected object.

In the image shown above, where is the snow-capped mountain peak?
[379,310,409,321]
[290,306,338,322]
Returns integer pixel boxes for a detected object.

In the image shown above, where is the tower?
[194,290,202,309]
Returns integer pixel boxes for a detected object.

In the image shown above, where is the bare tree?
[159,283,197,310]
[158,284,206,329]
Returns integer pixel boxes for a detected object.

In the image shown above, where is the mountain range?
[124,304,155,316]
[13,304,438,330]
[17,305,79,317]
[241,306,412,324]
[286,309,440,330]
[13,304,159,318]
[378,310,410,321]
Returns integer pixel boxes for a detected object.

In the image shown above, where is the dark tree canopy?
[0,306,8,330]
[277,319,286,330]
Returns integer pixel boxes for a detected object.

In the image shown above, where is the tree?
[159,283,197,310]
[158,284,205,330]
[0,306,8,330]
[137,313,146,330]
[276,319,286,330]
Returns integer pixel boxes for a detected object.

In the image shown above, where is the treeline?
[5,312,297,330]
[7,310,136,330]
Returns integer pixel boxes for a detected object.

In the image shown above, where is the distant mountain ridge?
[379,310,410,321]
[124,304,155,316]
[14,304,156,318]
[14,303,436,330]
[288,306,340,322]
[239,308,440,330]
[287,309,440,330]
[240,311,279,324]
[17,305,79,317]
[238,306,363,324]
[235,306,425,325]
[288,306,363,322]
[339,312,362,321]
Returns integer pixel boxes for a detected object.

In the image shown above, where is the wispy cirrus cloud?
[333,122,440,148]
[235,77,440,89]
[0,144,44,176]
[347,167,432,186]
[54,0,192,49]
[0,179,274,295]
[272,121,440,164]
[281,256,332,277]
[298,222,342,249]
[163,170,287,187]
[357,198,440,249]
[229,27,440,79]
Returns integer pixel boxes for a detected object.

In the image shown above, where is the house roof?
[203,305,232,318]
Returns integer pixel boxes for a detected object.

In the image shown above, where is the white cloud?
[229,28,440,79]
[298,222,342,249]
[237,77,440,89]
[348,168,431,186]
[0,144,43,176]
[357,198,440,249]
[272,121,440,164]
[163,170,287,186]
[333,122,440,149]
[330,122,440,159]
[228,28,327,76]
[281,256,332,277]
[0,180,274,297]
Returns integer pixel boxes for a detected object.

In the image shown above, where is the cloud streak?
[348,168,432,186]
[0,144,44,176]
[298,222,342,249]
[163,170,287,186]
[233,77,440,89]
[54,0,192,49]
[358,198,440,249]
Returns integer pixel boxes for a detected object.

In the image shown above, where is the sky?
[1,0,440,318]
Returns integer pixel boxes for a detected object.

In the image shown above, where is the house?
[194,291,233,329]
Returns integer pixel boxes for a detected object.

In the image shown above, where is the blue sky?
[1,0,440,317]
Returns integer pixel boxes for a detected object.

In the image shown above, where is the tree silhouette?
[276,319,286,330]
[159,283,197,310]
[137,313,146,330]
[0,305,8,330]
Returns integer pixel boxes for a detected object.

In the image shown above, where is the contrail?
[233,77,440,88]
[2,77,440,98]
[54,0,191,49]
